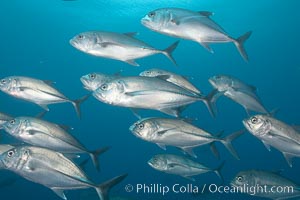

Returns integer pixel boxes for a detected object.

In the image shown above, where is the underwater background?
[0,0,300,199]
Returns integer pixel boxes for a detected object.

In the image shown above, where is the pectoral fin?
[154,75,171,81]
[125,59,139,66]
[156,143,166,150]
[181,147,197,158]
[124,32,138,37]
[282,152,294,167]
[38,104,49,111]
[261,140,271,151]
[51,188,67,200]
[198,42,213,53]
[198,11,214,17]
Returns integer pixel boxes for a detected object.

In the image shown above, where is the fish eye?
[148,12,155,17]
[9,119,15,124]
[138,123,144,130]
[7,150,14,158]
[215,76,221,80]
[78,34,84,39]
[251,117,258,124]
[1,79,6,84]
[237,176,243,182]
[100,84,108,91]
[145,71,151,74]
[89,73,96,80]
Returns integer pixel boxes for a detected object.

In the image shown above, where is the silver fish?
[148,154,224,181]
[70,31,179,66]
[231,170,300,199]
[80,72,118,91]
[243,115,300,167]
[0,112,13,128]
[2,117,108,171]
[209,75,268,115]
[139,68,201,95]
[141,8,252,61]
[0,76,89,118]
[93,76,214,117]
[0,146,127,200]
[129,117,243,159]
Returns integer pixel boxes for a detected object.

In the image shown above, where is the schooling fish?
[243,115,300,167]
[0,145,127,200]
[231,170,300,199]
[141,8,252,61]
[148,154,224,181]
[93,76,214,117]
[2,116,108,171]
[70,31,179,66]
[129,117,243,159]
[0,76,89,118]
[209,75,268,115]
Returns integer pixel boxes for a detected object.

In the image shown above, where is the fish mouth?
[141,16,152,28]
[129,125,140,136]
[242,119,253,133]
[80,77,91,90]
[147,160,154,167]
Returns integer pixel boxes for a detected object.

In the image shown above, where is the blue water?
[0,0,300,200]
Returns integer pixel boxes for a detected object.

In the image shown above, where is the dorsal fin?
[198,11,214,17]
[124,32,138,37]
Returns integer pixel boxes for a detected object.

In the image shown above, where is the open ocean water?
[0,0,300,200]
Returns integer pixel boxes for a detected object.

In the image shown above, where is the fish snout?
[141,16,152,27]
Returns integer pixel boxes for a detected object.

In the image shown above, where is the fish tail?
[200,89,220,118]
[233,31,252,62]
[71,94,90,118]
[161,40,180,66]
[89,146,110,172]
[95,174,128,200]
[213,161,225,183]
[220,130,245,160]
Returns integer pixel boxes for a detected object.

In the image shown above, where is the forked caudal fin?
[95,174,128,200]
[220,130,245,160]
[233,31,252,62]
[201,89,220,118]
[213,161,225,183]
[71,94,90,118]
[89,146,110,172]
[161,40,180,66]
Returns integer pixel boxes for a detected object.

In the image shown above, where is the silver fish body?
[2,117,107,171]
[231,170,300,199]
[209,75,268,114]
[130,117,243,159]
[148,154,223,181]
[93,76,206,117]
[141,8,251,61]
[139,68,201,95]
[0,146,127,200]
[243,115,300,167]
[70,31,179,66]
[0,76,87,117]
